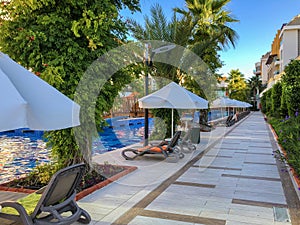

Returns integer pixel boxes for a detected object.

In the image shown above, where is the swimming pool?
[94,117,154,154]
[0,117,153,183]
[0,136,50,183]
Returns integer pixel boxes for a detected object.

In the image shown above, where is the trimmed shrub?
[271,82,282,118]
[282,60,300,117]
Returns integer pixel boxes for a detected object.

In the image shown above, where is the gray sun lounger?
[121,131,182,162]
[0,163,91,225]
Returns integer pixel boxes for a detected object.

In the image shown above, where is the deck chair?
[121,131,182,162]
[226,115,235,127]
[0,163,91,225]
[178,127,200,153]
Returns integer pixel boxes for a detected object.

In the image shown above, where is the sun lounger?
[121,131,183,162]
[0,163,91,225]
[226,115,235,127]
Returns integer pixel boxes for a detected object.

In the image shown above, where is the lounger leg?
[122,149,140,160]
[77,209,91,224]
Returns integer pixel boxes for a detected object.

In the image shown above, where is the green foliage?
[269,116,300,175]
[282,60,300,117]
[127,1,238,134]
[0,0,140,167]
[271,81,282,117]
[265,89,272,116]
[247,75,262,109]
[8,163,62,187]
[32,163,62,185]
[227,69,248,101]
[151,108,179,138]
[260,91,267,114]
[280,83,289,117]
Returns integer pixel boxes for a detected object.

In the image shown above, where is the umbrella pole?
[171,109,174,138]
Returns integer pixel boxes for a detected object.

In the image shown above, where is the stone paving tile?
[226,214,274,225]
[240,169,280,179]
[229,207,275,220]
[225,221,267,225]
[234,190,287,205]
[128,216,204,225]
[242,163,279,172]
[71,112,296,224]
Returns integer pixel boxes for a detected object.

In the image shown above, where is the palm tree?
[126,2,239,137]
[248,75,262,108]
[227,69,248,101]
[175,0,239,53]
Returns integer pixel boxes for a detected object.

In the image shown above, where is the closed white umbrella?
[138,82,208,137]
[0,52,80,132]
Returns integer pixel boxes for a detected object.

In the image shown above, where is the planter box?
[0,165,137,201]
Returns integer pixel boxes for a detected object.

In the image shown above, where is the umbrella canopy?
[139,82,208,109]
[0,52,80,132]
[210,97,237,108]
[138,82,208,137]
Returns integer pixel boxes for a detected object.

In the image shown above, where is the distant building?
[257,14,300,95]
[253,62,261,76]
[216,76,228,97]
[258,52,270,86]
[279,15,300,70]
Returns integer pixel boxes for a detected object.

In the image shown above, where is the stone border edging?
[76,165,137,200]
[0,165,137,201]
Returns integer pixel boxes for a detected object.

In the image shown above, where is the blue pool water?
[0,117,153,183]
[0,136,50,183]
[93,117,154,154]
[208,109,229,121]
[0,110,226,183]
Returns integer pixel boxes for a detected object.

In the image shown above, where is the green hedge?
[271,82,282,117]
[262,59,300,177]
[269,116,300,175]
[261,59,300,119]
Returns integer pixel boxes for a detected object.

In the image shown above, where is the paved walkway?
[76,111,300,225]
[1,112,300,225]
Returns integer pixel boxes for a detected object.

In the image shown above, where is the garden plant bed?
[0,164,137,201]
[268,121,300,190]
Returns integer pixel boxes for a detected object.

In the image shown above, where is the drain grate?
[273,207,291,222]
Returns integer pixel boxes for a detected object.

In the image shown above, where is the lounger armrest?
[0,201,33,224]
[40,192,82,223]
[1,201,28,215]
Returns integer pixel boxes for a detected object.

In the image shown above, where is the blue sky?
[122,0,300,79]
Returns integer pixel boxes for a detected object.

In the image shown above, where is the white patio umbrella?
[210,97,238,116]
[138,82,208,137]
[0,52,80,132]
[210,96,237,108]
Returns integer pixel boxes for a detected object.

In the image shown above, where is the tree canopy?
[0,0,140,167]
[227,69,248,101]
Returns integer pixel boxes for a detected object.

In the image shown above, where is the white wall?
[282,29,298,69]
[261,57,269,85]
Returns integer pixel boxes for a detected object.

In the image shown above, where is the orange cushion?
[137,145,167,153]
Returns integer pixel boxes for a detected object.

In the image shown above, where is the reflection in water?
[0,136,50,184]
[0,121,153,183]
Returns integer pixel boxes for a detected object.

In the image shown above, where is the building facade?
[256,14,300,93]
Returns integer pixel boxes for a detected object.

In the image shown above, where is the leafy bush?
[282,60,300,117]
[260,92,267,114]
[269,116,300,175]
[271,82,282,117]
[280,83,289,118]
[264,89,273,116]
